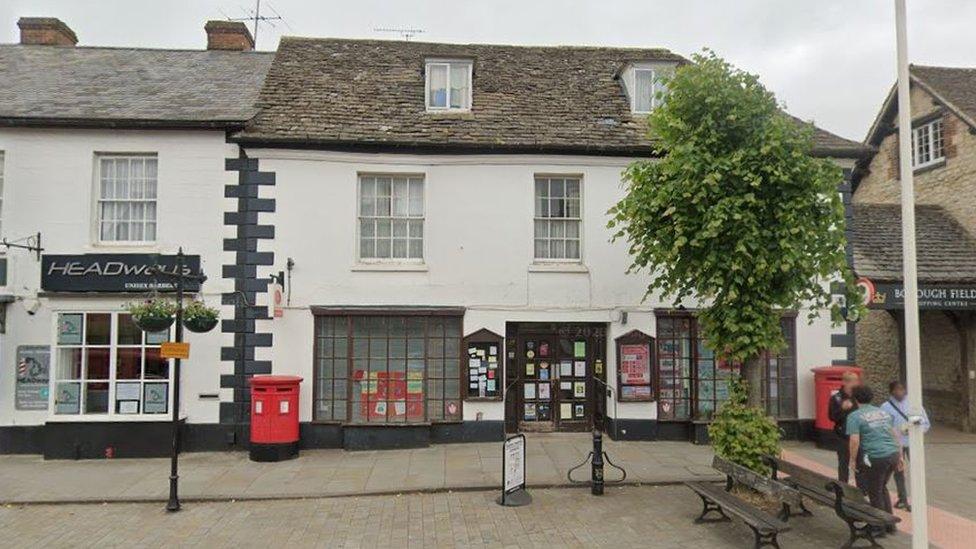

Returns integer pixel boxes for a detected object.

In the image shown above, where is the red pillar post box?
[811,366,862,445]
[249,375,303,462]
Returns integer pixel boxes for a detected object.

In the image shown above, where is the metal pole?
[894,2,928,546]
[591,430,604,495]
[166,248,184,512]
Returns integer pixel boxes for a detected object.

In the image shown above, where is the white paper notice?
[504,435,525,492]
[524,383,536,399]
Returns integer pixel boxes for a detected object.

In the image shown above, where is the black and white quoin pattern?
[220,152,276,444]
[831,168,857,366]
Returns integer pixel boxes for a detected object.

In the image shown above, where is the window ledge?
[914,158,946,175]
[352,263,428,273]
[529,263,589,274]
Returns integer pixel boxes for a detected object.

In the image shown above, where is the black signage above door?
[41,254,202,293]
[866,281,976,310]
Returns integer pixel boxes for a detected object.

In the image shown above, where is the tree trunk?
[742,355,764,408]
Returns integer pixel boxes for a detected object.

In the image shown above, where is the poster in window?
[524,383,536,399]
[118,400,139,415]
[560,402,572,419]
[539,341,549,357]
[58,314,83,345]
[143,382,168,414]
[16,346,50,411]
[538,383,550,400]
[116,382,141,401]
[559,361,573,378]
[573,382,585,398]
[573,341,586,358]
[539,363,550,380]
[621,386,652,400]
[619,344,650,385]
[574,403,585,418]
[537,403,551,420]
[524,403,536,420]
[55,382,80,414]
[573,361,586,377]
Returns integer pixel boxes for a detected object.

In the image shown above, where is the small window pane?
[449,63,470,109]
[635,69,655,112]
[428,64,448,108]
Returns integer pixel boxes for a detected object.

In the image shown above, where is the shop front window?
[54,312,170,416]
[313,313,462,423]
[655,314,796,420]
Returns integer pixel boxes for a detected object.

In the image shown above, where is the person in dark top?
[847,385,903,523]
[828,371,864,487]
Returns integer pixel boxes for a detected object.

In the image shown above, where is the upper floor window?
[534,176,581,261]
[426,60,472,111]
[96,155,158,244]
[911,118,944,169]
[358,174,424,261]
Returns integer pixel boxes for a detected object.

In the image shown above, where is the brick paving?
[0,485,911,548]
[0,435,720,504]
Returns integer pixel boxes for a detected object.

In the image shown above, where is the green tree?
[608,51,862,406]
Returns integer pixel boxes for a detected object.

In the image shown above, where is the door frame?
[505,322,607,433]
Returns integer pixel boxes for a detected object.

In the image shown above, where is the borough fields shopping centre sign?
[41,254,201,293]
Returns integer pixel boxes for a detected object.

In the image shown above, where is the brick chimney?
[204,20,254,51]
[18,17,78,46]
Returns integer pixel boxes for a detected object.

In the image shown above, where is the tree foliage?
[708,378,781,474]
[608,52,863,385]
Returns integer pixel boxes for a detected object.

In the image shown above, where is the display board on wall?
[615,330,654,402]
[16,346,50,410]
[464,329,504,400]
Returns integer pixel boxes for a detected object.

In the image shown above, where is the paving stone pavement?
[0,435,721,504]
[0,485,911,548]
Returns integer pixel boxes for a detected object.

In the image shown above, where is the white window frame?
[50,311,174,421]
[910,118,945,170]
[425,60,473,112]
[533,175,583,263]
[94,153,159,246]
[356,173,426,264]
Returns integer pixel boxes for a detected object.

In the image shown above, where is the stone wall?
[855,310,900,399]
[853,83,976,238]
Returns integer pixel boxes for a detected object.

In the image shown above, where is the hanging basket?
[183,315,219,333]
[134,314,175,333]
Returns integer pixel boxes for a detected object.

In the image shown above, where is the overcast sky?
[2,0,974,141]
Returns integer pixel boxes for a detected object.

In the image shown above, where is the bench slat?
[712,455,802,507]
[686,481,791,533]
[764,456,899,526]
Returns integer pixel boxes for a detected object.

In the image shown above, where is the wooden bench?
[685,480,791,549]
[763,456,900,549]
[712,455,804,522]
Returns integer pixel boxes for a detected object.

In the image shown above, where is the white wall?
[0,131,851,429]
[257,149,849,422]
[0,128,236,426]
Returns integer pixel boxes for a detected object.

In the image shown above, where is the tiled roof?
[912,65,976,127]
[238,37,868,157]
[851,203,976,283]
[0,45,273,127]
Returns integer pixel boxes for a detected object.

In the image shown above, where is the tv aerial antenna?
[375,27,426,41]
[221,0,290,48]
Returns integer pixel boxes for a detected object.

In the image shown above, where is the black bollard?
[591,429,604,495]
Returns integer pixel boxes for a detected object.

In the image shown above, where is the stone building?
[852,65,976,431]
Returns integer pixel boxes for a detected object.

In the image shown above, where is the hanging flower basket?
[183,299,220,333]
[126,298,177,333]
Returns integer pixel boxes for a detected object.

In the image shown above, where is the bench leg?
[840,519,882,549]
[748,526,781,549]
[693,494,731,524]
[796,498,814,517]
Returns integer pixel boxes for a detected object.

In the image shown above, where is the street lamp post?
[893,1,929,546]
[150,248,207,512]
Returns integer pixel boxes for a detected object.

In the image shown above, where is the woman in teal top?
[846,385,903,519]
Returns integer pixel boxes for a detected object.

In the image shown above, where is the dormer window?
[426,60,472,111]
[621,62,672,114]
